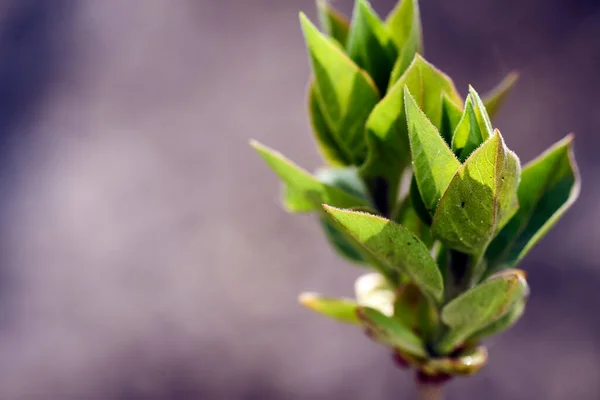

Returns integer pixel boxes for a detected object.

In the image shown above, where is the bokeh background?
[0,0,598,398]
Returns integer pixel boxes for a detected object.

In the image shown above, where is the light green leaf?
[469,85,494,141]
[355,272,396,316]
[250,140,368,210]
[299,293,360,325]
[361,56,461,215]
[432,130,520,255]
[438,269,529,353]
[439,93,463,146]
[404,85,461,213]
[283,185,316,213]
[308,82,351,166]
[357,306,427,357]
[468,298,526,341]
[386,0,422,85]
[346,0,398,93]
[316,0,350,46]
[323,206,444,303]
[483,71,519,121]
[451,96,484,162]
[300,13,380,164]
[486,135,580,269]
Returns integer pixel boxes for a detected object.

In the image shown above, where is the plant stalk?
[417,383,444,400]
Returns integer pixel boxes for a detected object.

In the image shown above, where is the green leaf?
[250,140,368,210]
[451,96,484,162]
[308,82,351,166]
[299,293,360,325]
[323,206,444,303]
[468,298,526,341]
[357,306,427,357]
[438,269,529,353]
[432,130,520,255]
[469,85,494,141]
[355,272,396,316]
[408,175,432,226]
[316,0,350,46]
[283,185,316,213]
[319,216,366,263]
[394,180,433,245]
[386,0,423,85]
[300,13,380,164]
[361,56,461,214]
[346,0,398,93]
[483,71,519,121]
[439,93,463,146]
[486,135,580,269]
[404,85,461,213]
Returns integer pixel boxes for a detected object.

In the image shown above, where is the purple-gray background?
[0,0,598,398]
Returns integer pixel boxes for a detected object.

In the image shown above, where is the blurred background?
[0,0,598,398]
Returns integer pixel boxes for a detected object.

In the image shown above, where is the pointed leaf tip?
[404,86,461,214]
[299,292,361,325]
[324,206,444,303]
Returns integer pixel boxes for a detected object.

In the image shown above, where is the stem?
[417,383,444,400]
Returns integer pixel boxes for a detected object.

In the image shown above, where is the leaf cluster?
[251,0,580,379]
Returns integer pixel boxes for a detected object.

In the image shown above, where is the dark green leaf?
[408,175,432,226]
[404,86,461,213]
[438,269,528,353]
[432,130,520,255]
[361,56,461,214]
[346,0,398,93]
[316,0,350,46]
[486,135,580,269]
[250,140,368,210]
[483,71,519,121]
[323,206,444,303]
[300,13,380,164]
[357,306,427,357]
[299,293,361,325]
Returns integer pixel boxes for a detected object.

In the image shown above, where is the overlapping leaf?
[438,269,528,353]
[386,0,423,84]
[300,13,380,164]
[404,86,461,214]
[308,82,350,166]
[316,0,350,46]
[324,206,444,303]
[346,0,398,93]
[251,141,368,210]
[357,306,427,357]
[432,130,520,255]
[360,56,461,215]
[451,96,484,162]
[486,135,580,269]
